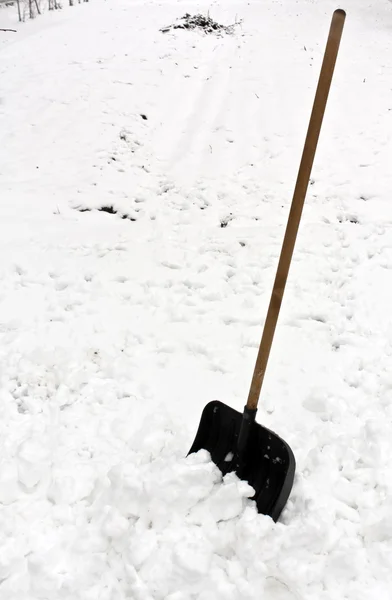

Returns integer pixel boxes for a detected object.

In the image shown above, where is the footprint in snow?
[263,578,298,600]
[161,260,181,270]
[55,280,69,291]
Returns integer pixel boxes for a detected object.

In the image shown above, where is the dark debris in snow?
[160,13,240,35]
[76,206,137,221]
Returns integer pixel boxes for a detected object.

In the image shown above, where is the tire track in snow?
[154,36,239,186]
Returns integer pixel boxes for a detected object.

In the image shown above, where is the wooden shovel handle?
[246,9,346,411]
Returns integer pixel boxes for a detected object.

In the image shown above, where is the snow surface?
[1,0,392,597]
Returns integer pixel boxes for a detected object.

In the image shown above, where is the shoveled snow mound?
[2,409,392,600]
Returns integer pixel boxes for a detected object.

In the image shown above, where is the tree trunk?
[16,0,22,21]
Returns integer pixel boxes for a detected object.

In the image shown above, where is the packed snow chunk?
[16,435,52,490]
[363,502,392,543]
[48,464,96,505]
[165,593,191,600]
[302,390,329,415]
[102,505,130,539]
[191,471,255,522]
[173,533,213,579]
[128,526,158,569]
[0,537,28,582]
[104,463,145,519]
[263,577,298,600]
[0,460,20,504]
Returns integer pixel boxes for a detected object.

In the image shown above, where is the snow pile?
[1,406,392,599]
[81,420,392,600]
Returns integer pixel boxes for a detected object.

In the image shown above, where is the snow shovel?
[189,9,346,521]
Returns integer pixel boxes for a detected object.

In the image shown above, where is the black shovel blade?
[188,400,295,522]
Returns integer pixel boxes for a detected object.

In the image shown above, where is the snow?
[1,0,392,597]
